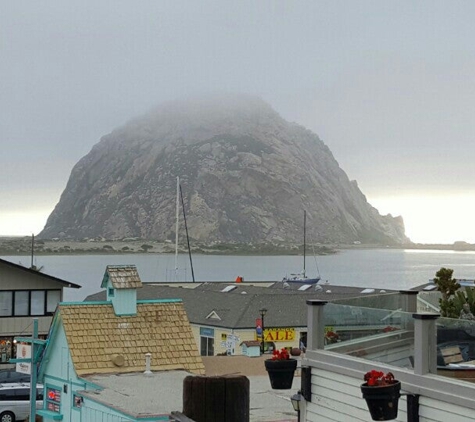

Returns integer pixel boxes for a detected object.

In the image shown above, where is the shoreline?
[1,236,474,256]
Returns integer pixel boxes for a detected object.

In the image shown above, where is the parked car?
[0,372,30,385]
[0,383,43,422]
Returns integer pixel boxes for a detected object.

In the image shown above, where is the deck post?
[306,300,327,351]
[400,290,418,313]
[413,313,439,375]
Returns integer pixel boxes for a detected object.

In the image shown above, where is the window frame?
[0,290,61,318]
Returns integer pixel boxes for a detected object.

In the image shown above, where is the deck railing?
[301,292,475,421]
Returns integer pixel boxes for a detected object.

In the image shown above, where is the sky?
[1,1,475,244]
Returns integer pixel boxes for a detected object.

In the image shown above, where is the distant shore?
[1,236,474,256]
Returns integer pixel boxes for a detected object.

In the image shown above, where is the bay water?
[2,248,475,302]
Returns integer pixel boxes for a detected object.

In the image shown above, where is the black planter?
[361,381,401,421]
[264,359,297,389]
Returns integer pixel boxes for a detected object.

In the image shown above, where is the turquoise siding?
[112,289,137,315]
[105,279,137,316]
[40,324,90,422]
[41,316,168,421]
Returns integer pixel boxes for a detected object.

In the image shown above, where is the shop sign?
[16,344,31,374]
[200,327,214,337]
[261,328,295,342]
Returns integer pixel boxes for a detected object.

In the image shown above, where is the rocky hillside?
[40,95,409,245]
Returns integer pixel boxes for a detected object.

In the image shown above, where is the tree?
[433,267,461,318]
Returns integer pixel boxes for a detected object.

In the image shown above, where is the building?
[86,280,412,357]
[0,257,81,365]
[37,265,204,422]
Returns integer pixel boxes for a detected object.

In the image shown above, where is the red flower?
[363,370,395,386]
[271,347,290,361]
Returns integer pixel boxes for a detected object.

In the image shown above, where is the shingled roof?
[50,300,204,376]
[101,265,143,289]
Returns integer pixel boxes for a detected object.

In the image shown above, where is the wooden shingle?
[59,301,204,376]
[102,265,143,289]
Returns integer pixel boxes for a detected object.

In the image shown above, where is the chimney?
[144,353,152,376]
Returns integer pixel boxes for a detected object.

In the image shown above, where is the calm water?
[3,249,475,302]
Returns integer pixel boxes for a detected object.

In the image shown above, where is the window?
[45,386,61,413]
[14,291,29,316]
[46,290,61,313]
[0,290,61,317]
[0,292,12,316]
[0,338,13,363]
[200,337,214,356]
[108,288,115,297]
[31,291,46,315]
[15,388,30,401]
[73,394,83,408]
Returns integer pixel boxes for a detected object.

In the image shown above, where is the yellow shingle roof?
[59,301,205,376]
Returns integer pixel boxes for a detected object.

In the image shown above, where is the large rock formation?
[40,95,409,245]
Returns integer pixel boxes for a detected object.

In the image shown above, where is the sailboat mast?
[303,210,306,278]
[175,176,179,281]
[180,184,196,283]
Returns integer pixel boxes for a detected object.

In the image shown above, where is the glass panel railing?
[436,316,475,381]
[323,303,415,369]
[333,292,405,311]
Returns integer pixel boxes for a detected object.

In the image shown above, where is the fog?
[1,1,475,242]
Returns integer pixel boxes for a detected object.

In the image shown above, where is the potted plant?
[264,347,298,389]
[361,370,401,421]
[324,330,340,344]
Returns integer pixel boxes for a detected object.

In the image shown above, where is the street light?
[291,391,302,422]
[259,308,267,355]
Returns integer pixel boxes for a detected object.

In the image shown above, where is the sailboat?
[282,210,321,285]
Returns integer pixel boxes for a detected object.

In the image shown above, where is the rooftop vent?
[221,285,237,293]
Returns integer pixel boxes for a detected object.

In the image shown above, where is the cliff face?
[40,95,409,245]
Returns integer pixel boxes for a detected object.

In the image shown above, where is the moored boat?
[283,210,321,284]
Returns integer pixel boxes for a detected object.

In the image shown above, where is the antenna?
[175,176,179,281]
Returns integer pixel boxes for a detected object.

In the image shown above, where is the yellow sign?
[255,328,295,342]
[221,333,227,341]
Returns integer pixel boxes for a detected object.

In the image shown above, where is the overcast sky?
[1,1,475,243]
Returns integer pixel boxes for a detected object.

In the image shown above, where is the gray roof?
[82,370,190,418]
[86,282,402,329]
[0,257,81,289]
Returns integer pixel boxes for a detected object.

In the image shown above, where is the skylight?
[298,284,312,291]
[221,285,237,293]
[423,285,437,291]
[360,288,375,294]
